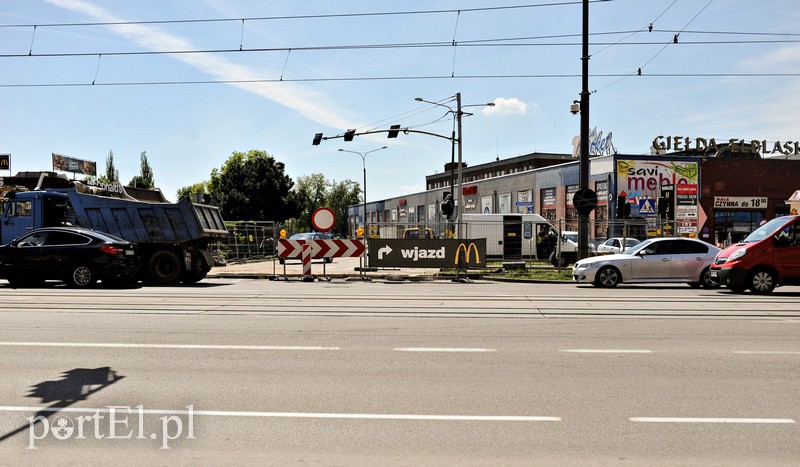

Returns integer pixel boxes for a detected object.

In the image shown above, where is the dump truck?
[1,172,227,284]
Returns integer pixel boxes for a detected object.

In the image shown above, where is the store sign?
[616,159,699,199]
[713,196,768,209]
[541,188,557,209]
[0,153,9,170]
[653,136,800,157]
[572,127,616,157]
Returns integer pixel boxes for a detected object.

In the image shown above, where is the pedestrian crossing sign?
[638,198,656,215]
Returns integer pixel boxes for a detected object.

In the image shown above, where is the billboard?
[52,153,97,176]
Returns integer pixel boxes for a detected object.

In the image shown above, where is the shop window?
[714,210,764,244]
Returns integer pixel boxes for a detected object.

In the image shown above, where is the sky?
[1,0,799,204]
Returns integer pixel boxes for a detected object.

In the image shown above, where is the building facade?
[347,148,799,246]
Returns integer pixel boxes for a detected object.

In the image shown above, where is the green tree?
[98,150,119,183]
[291,174,360,235]
[208,150,300,221]
[176,181,209,203]
[326,179,361,236]
[293,173,330,231]
[129,151,155,188]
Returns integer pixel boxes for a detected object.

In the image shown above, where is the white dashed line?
[394,347,496,353]
[630,417,796,424]
[0,406,559,422]
[0,342,339,351]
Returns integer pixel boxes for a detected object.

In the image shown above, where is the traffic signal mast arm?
[313,127,454,145]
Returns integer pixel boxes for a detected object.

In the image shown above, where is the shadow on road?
[0,367,124,443]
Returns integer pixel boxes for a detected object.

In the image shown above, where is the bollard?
[302,242,312,278]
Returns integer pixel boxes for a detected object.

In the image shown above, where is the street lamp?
[338,146,388,238]
[414,94,494,239]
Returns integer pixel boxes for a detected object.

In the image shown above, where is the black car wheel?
[699,267,720,288]
[594,266,621,287]
[749,269,776,294]
[66,263,96,288]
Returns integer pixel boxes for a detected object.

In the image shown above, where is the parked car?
[597,237,641,254]
[711,215,800,294]
[279,232,334,264]
[403,227,436,239]
[572,237,721,288]
[0,227,140,288]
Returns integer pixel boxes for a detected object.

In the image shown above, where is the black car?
[0,227,140,288]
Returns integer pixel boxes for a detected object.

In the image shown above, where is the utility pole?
[578,0,591,260]
[456,92,464,240]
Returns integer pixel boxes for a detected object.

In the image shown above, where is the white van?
[461,214,585,265]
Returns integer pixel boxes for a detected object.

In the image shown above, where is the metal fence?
[211,221,277,264]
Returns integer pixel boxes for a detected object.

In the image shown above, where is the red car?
[711,215,800,294]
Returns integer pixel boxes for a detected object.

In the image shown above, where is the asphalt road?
[0,279,798,465]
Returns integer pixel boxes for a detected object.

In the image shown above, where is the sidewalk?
[207,257,442,280]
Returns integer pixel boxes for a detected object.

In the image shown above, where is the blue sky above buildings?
[1,0,798,201]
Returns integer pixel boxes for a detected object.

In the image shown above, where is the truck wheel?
[148,250,182,284]
[749,269,776,294]
[66,263,96,288]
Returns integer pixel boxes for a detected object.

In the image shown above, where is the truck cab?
[710,215,800,294]
[1,191,71,244]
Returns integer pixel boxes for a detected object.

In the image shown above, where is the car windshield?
[741,217,795,243]
[623,238,656,255]
[562,232,578,243]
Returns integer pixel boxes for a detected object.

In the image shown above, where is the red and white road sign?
[311,207,336,232]
[278,239,365,259]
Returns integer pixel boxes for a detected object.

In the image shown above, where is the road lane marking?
[0,406,559,422]
[731,351,800,355]
[630,417,796,424]
[394,347,496,353]
[0,342,339,351]
[560,349,652,354]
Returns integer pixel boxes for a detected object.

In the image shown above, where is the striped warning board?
[278,239,365,259]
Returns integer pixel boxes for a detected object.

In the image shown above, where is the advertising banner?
[52,153,97,176]
[367,238,487,268]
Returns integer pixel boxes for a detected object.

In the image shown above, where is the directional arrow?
[378,245,393,259]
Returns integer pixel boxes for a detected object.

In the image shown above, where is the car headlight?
[574,262,589,270]
[728,248,747,261]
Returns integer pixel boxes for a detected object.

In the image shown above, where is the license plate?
[709,270,718,278]
[125,250,135,256]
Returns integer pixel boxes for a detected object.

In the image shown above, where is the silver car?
[572,237,721,288]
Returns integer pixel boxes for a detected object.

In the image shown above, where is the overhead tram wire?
[3,36,799,60]
[2,71,798,89]
[0,1,612,29]
[594,0,715,93]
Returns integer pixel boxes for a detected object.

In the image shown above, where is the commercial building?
[347,136,800,246]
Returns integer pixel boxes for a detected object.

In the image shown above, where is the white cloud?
[46,0,357,131]
[482,97,528,116]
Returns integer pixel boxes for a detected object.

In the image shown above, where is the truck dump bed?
[66,189,228,244]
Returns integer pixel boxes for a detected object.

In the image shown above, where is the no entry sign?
[311,207,336,232]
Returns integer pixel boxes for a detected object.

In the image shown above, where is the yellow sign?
[454,242,480,265]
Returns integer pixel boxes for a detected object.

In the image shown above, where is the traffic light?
[387,124,401,138]
[616,195,630,219]
[344,129,356,142]
[312,133,323,145]
[441,192,454,218]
